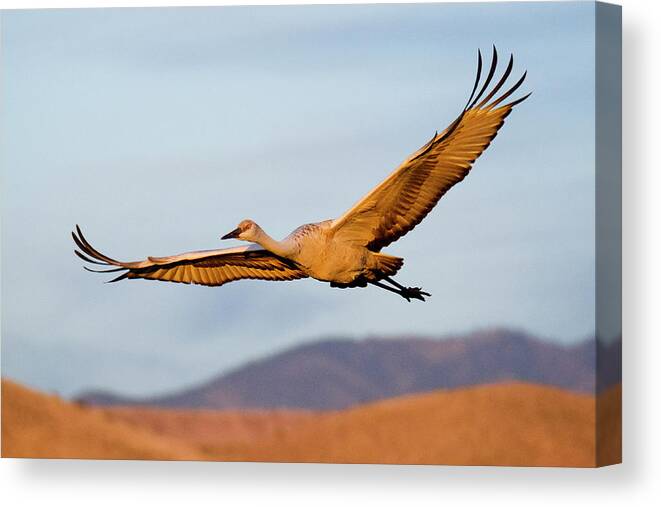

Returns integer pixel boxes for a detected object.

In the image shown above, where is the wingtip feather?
[469,45,499,109]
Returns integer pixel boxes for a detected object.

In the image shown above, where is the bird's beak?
[221,227,241,240]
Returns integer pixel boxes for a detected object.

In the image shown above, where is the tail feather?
[371,253,404,279]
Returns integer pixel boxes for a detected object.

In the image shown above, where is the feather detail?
[331,46,530,251]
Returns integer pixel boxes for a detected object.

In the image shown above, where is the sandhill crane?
[73,47,529,302]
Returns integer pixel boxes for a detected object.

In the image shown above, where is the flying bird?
[73,47,529,302]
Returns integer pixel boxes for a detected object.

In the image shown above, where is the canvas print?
[1,1,621,466]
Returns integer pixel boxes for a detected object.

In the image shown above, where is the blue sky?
[1,2,601,398]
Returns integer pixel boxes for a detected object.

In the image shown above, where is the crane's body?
[282,221,367,284]
[237,220,403,286]
[73,47,529,302]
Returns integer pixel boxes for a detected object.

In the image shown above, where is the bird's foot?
[400,286,431,302]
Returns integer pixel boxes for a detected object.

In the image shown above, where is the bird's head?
[221,219,261,242]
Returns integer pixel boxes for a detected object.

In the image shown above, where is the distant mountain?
[77,329,621,410]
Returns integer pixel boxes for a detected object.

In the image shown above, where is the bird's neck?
[252,229,291,258]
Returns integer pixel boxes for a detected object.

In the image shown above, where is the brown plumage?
[74,47,529,302]
[73,226,306,286]
[331,47,530,252]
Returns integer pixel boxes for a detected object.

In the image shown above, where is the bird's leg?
[369,280,406,298]
[383,277,431,302]
[383,277,407,291]
[369,279,430,302]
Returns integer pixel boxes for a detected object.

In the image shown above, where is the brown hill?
[78,330,621,411]
[111,383,606,466]
[1,380,201,460]
[1,379,621,466]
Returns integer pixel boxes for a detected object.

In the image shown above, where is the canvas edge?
[595,0,622,468]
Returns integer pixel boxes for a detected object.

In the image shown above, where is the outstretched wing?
[72,226,307,286]
[331,46,531,252]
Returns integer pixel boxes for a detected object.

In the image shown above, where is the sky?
[1,2,605,398]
